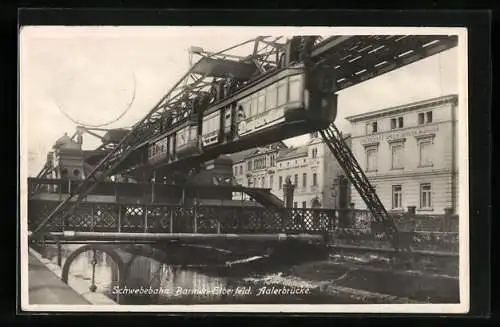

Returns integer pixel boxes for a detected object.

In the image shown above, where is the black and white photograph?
[20,25,469,313]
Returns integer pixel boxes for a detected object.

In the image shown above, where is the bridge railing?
[27,200,340,235]
[333,208,459,233]
[330,207,459,252]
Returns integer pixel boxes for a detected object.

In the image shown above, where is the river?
[38,243,459,305]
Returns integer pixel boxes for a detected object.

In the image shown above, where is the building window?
[392,185,403,209]
[391,117,404,129]
[293,202,298,208]
[391,142,404,169]
[234,167,238,175]
[269,175,274,189]
[294,174,298,186]
[419,138,433,167]
[365,146,378,171]
[418,113,425,125]
[239,166,243,175]
[418,111,433,125]
[279,176,283,189]
[366,121,378,134]
[247,161,252,171]
[312,173,317,186]
[312,148,318,158]
[302,173,307,188]
[302,201,307,208]
[426,111,433,123]
[420,183,432,209]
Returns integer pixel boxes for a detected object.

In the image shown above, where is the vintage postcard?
[19,26,469,313]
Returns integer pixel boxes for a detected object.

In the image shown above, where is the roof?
[228,148,261,164]
[345,94,458,123]
[228,142,288,163]
[276,146,308,161]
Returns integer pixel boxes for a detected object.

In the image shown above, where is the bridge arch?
[61,244,127,289]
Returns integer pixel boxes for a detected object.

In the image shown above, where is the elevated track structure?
[29,34,459,260]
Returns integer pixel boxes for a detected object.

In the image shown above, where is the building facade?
[231,135,350,209]
[345,94,459,214]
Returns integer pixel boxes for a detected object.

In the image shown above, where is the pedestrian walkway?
[28,252,90,305]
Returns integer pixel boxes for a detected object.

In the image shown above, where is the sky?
[20,26,461,177]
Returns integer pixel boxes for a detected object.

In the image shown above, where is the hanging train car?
[200,63,338,154]
[145,93,209,169]
[140,48,338,176]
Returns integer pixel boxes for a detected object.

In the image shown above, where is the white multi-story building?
[230,134,350,209]
[345,94,459,214]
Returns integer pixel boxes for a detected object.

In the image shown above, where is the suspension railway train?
[128,61,338,177]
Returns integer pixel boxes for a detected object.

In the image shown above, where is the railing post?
[169,209,173,233]
[193,203,198,233]
[151,171,156,204]
[56,239,62,267]
[117,205,122,233]
[58,179,62,201]
[40,237,47,258]
[348,203,355,228]
[61,208,66,232]
[91,204,95,232]
[144,205,148,233]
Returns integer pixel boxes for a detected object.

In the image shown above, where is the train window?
[202,119,208,133]
[289,75,302,102]
[212,115,220,132]
[190,126,197,141]
[277,79,288,106]
[170,135,175,154]
[266,86,277,110]
[250,95,258,117]
[179,130,187,146]
[257,90,266,114]
[238,101,249,121]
